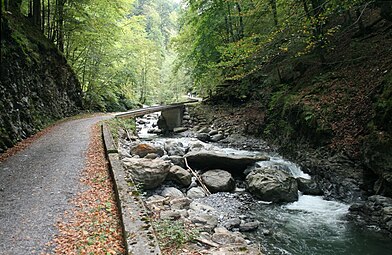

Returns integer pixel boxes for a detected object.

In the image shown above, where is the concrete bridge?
[115,100,198,131]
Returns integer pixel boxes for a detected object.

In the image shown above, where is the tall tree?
[32,0,41,27]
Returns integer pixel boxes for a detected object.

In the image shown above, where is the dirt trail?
[0,115,111,254]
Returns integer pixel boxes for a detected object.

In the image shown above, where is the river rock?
[166,165,192,187]
[130,143,164,158]
[144,153,159,159]
[209,130,218,136]
[161,187,185,198]
[147,128,162,134]
[136,118,148,124]
[223,218,241,230]
[188,140,213,152]
[188,210,218,230]
[211,227,246,245]
[159,210,188,220]
[239,221,260,232]
[198,127,210,133]
[123,157,170,189]
[187,187,206,199]
[164,140,186,156]
[349,195,392,233]
[246,167,298,202]
[296,177,323,195]
[185,150,269,173]
[196,133,210,142]
[169,197,192,209]
[173,127,188,133]
[189,201,216,213]
[167,155,185,168]
[363,135,392,197]
[211,133,225,142]
[212,245,262,255]
[201,170,235,193]
[157,115,168,132]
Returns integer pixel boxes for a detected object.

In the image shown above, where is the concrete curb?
[101,124,161,255]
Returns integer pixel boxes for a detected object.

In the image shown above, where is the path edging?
[101,123,161,255]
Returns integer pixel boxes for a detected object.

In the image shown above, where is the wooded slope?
[0,12,82,152]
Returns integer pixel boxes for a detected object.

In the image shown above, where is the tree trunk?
[310,0,326,64]
[33,0,41,28]
[226,2,235,42]
[28,0,33,18]
[41,0,45,31]
[47,0,50,34]
[3,0,8,11]
[302,0,311,20]
[57,0,65,52]
[235,2,244,39]
[270,0,278,27]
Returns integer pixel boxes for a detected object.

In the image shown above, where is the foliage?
[5,0,188,110]
[104,117,136,143]
[173,0,379,98]
[154,219,198,252]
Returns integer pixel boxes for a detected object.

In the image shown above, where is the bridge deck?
[115,99,198,119]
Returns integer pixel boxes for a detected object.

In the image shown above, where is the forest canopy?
[173,0,392,99]
[2,0,186,111]
[2,0,391,108]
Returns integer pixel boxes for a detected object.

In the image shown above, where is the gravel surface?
[0,115,111,255]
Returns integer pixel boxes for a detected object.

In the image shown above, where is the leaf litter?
[43,124,125,255]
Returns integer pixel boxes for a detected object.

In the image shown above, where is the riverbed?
[134,113,392,255]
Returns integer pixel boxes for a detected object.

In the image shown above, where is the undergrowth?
[104,118,136,143]
[154,220,199,254]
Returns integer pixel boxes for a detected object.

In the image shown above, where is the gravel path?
[0,115,111,255]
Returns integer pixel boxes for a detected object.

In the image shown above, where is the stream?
[135,113,392,255]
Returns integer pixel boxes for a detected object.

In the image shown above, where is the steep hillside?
[199,8,392,203]
[0,12,82,152]
[262,10,392,200]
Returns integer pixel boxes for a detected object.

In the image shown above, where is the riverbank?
[186,102,392,238]
[114,107,392,254]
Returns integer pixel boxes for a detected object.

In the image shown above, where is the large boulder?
[166,165,192,187]
[167,155,185,168]
[123,157,170,189]
[296,177,323,195]
[201,170,235,193]
[164,140,186,156]
[349,195,392,234]
[210,133,225,142]
[196,133,210,142]
[130,143,164,158]
[161,187,184,199]
[187,187,206,199]
[246,167,298,202]
[212,227,246,245]
[184,150,269,173]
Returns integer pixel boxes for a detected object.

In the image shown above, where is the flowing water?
[135,115,392,255]
[248,160,392,255]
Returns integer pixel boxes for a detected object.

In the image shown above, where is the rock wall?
[0,13,82,152]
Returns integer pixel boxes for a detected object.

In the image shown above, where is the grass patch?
[104,118,136,143]
[154,220,198,253]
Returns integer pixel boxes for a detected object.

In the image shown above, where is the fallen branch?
[184,158,211,196]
